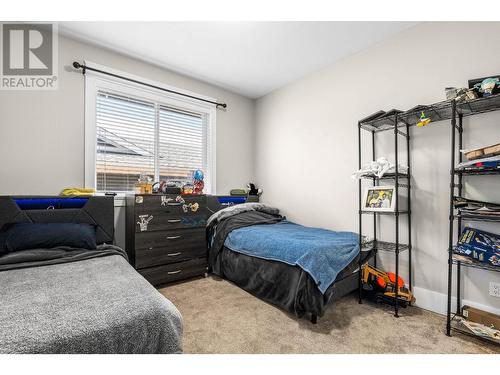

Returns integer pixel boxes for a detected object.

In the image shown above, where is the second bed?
[207,202,374,322]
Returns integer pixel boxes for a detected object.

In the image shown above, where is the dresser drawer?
[138,258,208,286]
[135,213,206,232]
[135,228,207,268]
[134,194,206,215]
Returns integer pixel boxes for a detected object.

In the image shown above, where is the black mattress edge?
[215,246,375,318]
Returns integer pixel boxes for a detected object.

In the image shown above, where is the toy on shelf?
[474,77,500,97]
[416,111,431,127]
[362,264,415,307]
[445,87,478,102]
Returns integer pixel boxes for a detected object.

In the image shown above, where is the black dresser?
[126,194,208,286]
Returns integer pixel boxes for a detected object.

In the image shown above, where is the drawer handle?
[167,270,182,275]
[167,252,181,257]
[168,219,181,223]
[167,203,181,206]
[167,235,182,240]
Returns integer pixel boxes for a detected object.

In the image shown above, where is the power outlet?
[489,282,500,298]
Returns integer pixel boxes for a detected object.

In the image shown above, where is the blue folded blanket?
[224,220,360,293]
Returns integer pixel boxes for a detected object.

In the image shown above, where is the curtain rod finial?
[73,61,82,69]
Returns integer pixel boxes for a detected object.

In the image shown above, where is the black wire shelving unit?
[358,93,500,331]
[445,95,500,346]
[358,93,500,322]
[357,111,412,318]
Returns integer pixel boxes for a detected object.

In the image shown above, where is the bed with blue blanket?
[207,203,374,322]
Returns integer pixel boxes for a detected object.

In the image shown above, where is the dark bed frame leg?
[311,314,318,324]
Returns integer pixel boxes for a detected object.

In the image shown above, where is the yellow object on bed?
[60,188,96,196]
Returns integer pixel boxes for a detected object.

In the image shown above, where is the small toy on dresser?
[192,169,205,195]
[182,169,204,195]
[135,173,153,194]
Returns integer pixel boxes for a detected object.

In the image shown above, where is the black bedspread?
[0,244,127,271]
[208,209,283,274]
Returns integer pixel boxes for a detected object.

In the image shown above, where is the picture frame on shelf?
[363,186,396,212]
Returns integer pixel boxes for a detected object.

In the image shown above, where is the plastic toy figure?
[362,264,415,307]
[474,77,500,96]
[192,169,204,195]
[417,111,431,127]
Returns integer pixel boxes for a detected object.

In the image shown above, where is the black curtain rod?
[72,61,227,109]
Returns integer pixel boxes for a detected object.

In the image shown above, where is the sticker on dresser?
[181,216,206,227]
[182,202,200,213]
[137,214,153,231]
[161,196,174,206]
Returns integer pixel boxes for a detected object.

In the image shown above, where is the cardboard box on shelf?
[462,142,500,161]
[462,305,500,330]
[483,143,500,157]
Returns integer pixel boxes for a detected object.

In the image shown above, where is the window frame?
[84,61,217,199]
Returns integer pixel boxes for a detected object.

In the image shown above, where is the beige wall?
[0,35,255,196]
[255,22,500,314]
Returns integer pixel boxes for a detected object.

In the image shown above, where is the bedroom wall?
[0,35,255,196]
[0,35,255,248]
[255,22,500,315]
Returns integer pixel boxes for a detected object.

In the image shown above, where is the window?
[85,63,216,195]
[158,106,206,182]
[96,93,156,192]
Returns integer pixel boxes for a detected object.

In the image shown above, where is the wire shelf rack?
[360,173,410,187]
[360,173,409,180]
[361,210,409,215]
[452,254,500,273]
[359,94,500,133]
[455,213,500,223]
[363,240,409,253]
[455,168,500,176]
[450,314,500,346]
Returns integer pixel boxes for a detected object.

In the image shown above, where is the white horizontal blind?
[158,106,205,183]
[96,92,155,192]
[95,90,209,192]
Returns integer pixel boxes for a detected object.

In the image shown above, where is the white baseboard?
[413,286,500,316]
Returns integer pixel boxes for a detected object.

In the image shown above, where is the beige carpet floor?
[159,276,499,354]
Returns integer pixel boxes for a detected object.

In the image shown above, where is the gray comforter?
[0,245,183,354]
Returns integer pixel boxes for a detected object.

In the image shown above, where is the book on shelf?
[454,197,500,218]
[457,317,500,343]
[456,155,500,171]
[454,227,500,267]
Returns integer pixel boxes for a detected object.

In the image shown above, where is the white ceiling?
[60,22,417,99]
